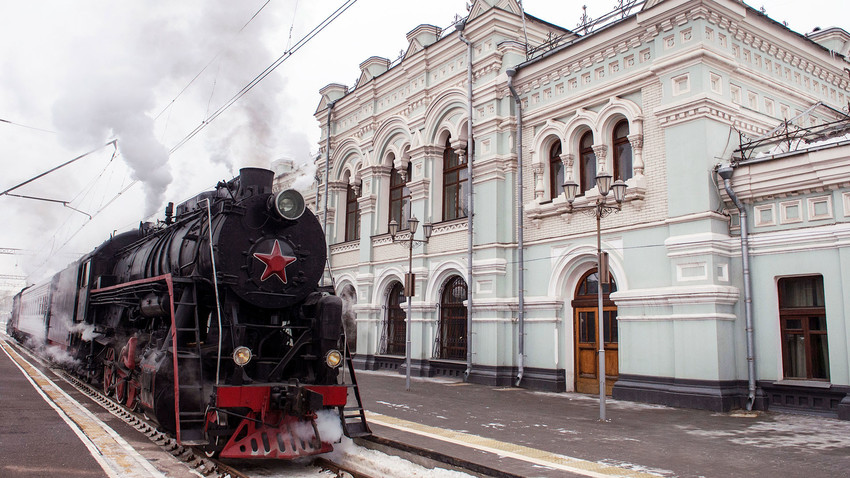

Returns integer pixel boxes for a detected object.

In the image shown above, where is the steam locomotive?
[6,168,369,459]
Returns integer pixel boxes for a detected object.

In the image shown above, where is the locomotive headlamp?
[271,189,306,220]
[324,349,343,369]
[233,346,253,366]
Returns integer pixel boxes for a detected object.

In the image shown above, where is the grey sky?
[0,0,846,287]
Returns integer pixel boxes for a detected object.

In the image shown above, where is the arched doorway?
[438,276,467,360]
[383,282,406,356]
[572,268,618,395]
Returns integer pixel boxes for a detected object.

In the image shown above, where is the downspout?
[458,21,474,380]
[717,165,756,410]
[506,69,524,386]
[322,101,335,287]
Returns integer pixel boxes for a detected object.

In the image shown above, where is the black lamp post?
[389,215,433,391]
[562,173,627,421]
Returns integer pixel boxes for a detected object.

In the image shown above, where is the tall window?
[549,141,564,200]
[612,120,632,182]
[438,276,467,360]
[389,164,411,231]
[443,138,468,221]
[778,276,829,380]
[579,131,596,194]
[345,183,360,242]
[385,282,406,355]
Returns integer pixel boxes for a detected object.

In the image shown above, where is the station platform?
[0,338,191,478]
[353,369,850,478]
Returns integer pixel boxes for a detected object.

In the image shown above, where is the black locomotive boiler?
[6,168,369,459]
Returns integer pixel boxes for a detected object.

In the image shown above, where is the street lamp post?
[563,173,627,421]
[389,216,433,391]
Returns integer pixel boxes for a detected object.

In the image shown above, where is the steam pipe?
[506,68,525,386]
[718,165,757,410]
[322,101,335,286]
[458,21,475,381]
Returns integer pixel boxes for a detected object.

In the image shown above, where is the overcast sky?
[0,0,846,287]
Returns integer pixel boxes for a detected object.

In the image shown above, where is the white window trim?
[754,204,776,227]
[779,200,803,225]
[843,192,850,218]
[808,196,833,221]
[672,73,690,96]
[676,262,708,282]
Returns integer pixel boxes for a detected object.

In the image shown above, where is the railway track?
[55,366,373,478]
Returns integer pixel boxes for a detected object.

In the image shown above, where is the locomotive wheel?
[115,378,127,405]
[103,349,117,397]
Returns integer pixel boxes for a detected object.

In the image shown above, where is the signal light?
[271,189,305,220]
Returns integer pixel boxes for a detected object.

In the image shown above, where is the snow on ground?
[678,413,850,452]
[324,438,475,478]
[598,459,676,477]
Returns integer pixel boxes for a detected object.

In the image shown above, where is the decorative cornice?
[612,284,740,307]
[665,233,738,259]
[330,241,360,254]
[432,219,468,236]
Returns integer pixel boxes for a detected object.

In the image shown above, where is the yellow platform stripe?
[365,411,661,478]
[1,340,166,478]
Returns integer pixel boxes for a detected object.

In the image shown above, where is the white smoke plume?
[68,322,100,342]
[48,1,310,216]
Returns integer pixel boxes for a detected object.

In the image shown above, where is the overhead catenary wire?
[168,0,360,154]
[0,118,56,134]
[153,0,276,122]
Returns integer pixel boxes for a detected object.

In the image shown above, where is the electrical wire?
[153,0,275,122]
[168,0,360,154]
[0,118,56,134]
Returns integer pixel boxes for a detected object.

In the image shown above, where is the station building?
[308,0,850,419]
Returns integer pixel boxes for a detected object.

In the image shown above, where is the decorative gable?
[357,56,391,86]
[404,24,443,60]
[468,0,522,23]
[316,83,347,113]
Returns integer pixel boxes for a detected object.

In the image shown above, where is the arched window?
[438,276,467,360]
[579,131,596,194]
[612,120,632,182]
[389,163,411,231]
[345,183,360,242]
[443,138,468,221]
[549,141,564,200]
[384,282,406,356]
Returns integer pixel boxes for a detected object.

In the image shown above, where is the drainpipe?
[506,69,525,386]
[322,101,335,287]
[458,21,475,381]
[717,165,756,410]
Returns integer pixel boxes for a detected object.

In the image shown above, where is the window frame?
[549,141,564,201]
[778,275,829,381]
[344,183,360,242]
[579,131,596,194]
[442,138,468,221]
[389,164,412,232]
[612,120,632,182]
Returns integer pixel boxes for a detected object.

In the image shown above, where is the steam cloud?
[49,2,313,216]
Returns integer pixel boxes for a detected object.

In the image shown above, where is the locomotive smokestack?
[237,168,275,198]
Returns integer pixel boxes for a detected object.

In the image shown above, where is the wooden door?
[572,270,618,395]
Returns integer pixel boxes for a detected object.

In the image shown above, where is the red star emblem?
[252,240,297,283]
